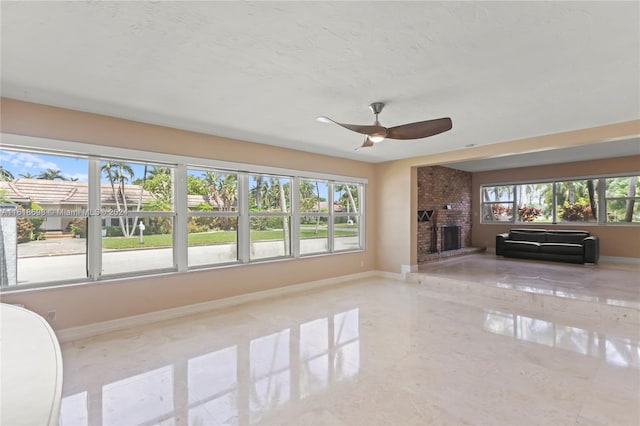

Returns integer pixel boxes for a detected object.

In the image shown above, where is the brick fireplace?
[417,165,472,263]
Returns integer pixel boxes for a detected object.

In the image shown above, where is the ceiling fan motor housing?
[369,102,384,115]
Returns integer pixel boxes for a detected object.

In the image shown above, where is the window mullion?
[328,183,335,252]
[291,177,300,257]
[174,165,188,272]
[598,178,606,224]
[238,173,250,263]
[552,181,557,223]
[512,185,518,223]
[87,157,102,280]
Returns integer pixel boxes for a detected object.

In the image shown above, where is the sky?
[0,149,335,199]
[1,150,90,181]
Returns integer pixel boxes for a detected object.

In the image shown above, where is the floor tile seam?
[574,361,616,425]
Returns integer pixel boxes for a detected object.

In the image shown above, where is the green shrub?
[559,198,593,222]
[518,206,542,222]
[69,218,87,238]
[29,202,45,240]
[16,206,34,243]
[105,226,124,237]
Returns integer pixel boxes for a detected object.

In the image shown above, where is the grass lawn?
[102,228,357,249]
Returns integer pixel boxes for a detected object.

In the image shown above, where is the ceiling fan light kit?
[318,102,453,149]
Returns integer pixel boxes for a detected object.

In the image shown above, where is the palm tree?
[277,178,290,254]
[336,184,359,220]
[202,172,237,229]
[314,181,323,233]
[0,166,15,182]
[624,176,637,222]
[587,179,597,220]
[299,180,316,212]
[249,176,271,210]
[300,180,324,234]
[218,174,237,211]
[254,175,264,209]
[18,172,36,179]
[102,161,135,236]
[37,169,68,180]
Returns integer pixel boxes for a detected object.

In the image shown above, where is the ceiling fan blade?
[317,116,387,136]
[386,117,452,140]
[355,136,375,150]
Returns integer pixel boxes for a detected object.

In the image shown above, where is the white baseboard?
[376,270,405,281]
[56,270,388,342]
[599,256,640,264]
[400,264,418,279]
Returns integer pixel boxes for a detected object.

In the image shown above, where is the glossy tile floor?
[59,256,640,425]
[417,254,640,309]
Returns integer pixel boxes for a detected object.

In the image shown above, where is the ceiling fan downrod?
[368,102,387,142]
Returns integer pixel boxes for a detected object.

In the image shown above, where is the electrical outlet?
[360,260,364,267]
[47,311,56,322]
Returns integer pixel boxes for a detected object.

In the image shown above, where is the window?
[481,185,514,222]
[187,169,238,268]
[249,174,291,260]
[605,176,639,223]
[299,179,329,255]
[333,183,362,251]
[516,182,553,222]
[555,179,599,223]
[0,136,367,290]
[0,150,88,286]
[100,160,176,276]
[481,174,636,225]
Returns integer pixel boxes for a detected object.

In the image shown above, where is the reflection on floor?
[59,255,640,425]
[417,254,640,308]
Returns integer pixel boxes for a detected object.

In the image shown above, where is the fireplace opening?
[441,225,461,252]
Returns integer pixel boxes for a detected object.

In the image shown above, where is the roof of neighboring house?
[0,179,217,209]
[0,178,158,205]
[316,201,347,213]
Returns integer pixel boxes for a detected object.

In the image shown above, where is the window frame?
[603,175,640,223]
[0,133,367,291]
[298,178,331,256]
[186,167,240,269]
[247,173,293,262]
[480,173,639,226]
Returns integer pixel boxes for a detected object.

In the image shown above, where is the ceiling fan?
[317,102,452,149]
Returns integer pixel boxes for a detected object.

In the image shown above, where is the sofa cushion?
[504,240,541,253]
[540,243,583,256]
[545,232,589,244]
[510,230,547,243]
[546,233,588,244]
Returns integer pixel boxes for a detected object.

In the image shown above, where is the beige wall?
[372,120,639,272]
[1,98,638,328]
[472,155,640,259]
[0,98,377,329]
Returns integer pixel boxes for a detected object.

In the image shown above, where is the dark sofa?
[496,229,599,264]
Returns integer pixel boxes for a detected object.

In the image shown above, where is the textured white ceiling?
[1,1,639,165]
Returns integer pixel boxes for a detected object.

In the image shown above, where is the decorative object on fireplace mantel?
[417,210,434,222]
